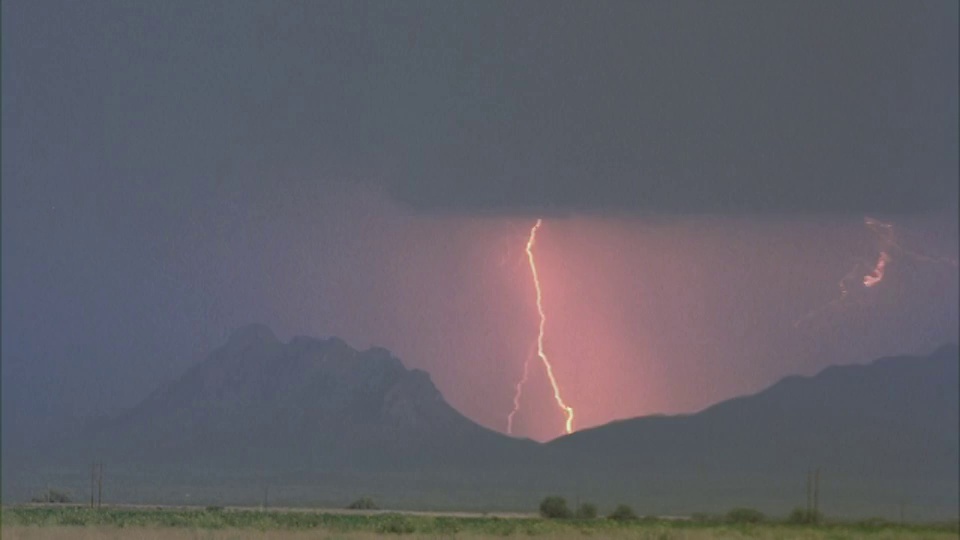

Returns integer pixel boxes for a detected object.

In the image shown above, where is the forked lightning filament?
[506,343,534,435]
[506,219,576,436]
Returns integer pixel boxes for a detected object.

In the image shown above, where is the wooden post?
[812,468,820,523]
[97,463,103,509]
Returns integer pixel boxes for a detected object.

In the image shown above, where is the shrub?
[347,496,378,510]
[539,496,572,519]
[30,489,71,504]
[786,508,822,524]
[726,507,766,524]
[608,504,638,521]
[575,503,598,519]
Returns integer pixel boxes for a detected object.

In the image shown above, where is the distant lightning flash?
[507,219,576,436]
[862,251,891,288]
[794,216,957,327]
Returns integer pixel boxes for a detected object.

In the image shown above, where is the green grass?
[2,506,958,539]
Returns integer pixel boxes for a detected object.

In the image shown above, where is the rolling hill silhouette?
[5,327,957,518]
[546,343,959,517]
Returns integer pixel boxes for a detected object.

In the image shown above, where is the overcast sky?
[3,1,957,443]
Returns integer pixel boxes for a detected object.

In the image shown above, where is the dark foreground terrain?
[3,505,958,540]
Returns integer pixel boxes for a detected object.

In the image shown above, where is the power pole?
[812,468,820,523]
[97,462,103,509]
[90,464,96,508]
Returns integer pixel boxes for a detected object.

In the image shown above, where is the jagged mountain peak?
[72,326,527,468]
[225,323,279,347]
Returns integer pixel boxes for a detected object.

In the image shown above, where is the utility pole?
[97,462,103,509]
[812,468,820,523]
[90,464,96,508]
[805,470,812,517]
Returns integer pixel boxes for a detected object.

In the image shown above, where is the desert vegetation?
[538,496,572,519]
[574,502,597,519]
[607,504,638,521]
[28,491,71,504]
[2,505,957,539]
[347,497,378,510]
[539,496,615,522]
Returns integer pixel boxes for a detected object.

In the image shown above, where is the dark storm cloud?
[15,1,946,218]
[369,1,959,215]
[158,0,957,217]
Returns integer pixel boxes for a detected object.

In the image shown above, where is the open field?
[3,506,958,539]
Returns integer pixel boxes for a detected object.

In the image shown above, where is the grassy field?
[2,506,958,539]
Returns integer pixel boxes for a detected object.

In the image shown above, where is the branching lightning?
[794,216,957,328]
[506,343,534,435]
[507,219,576,436]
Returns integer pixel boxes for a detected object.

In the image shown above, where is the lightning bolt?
[506,342,535,435]
[862,251,891,288]
[516,218,575,435]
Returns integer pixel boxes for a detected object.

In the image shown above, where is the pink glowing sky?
[4,1,957,445]
[165,185,958,442]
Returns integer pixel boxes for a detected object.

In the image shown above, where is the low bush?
[787,507,822,524]
[539,496,572,519]
[30,489,71,504]
[726,507,766,524]
[347,496,378,510]
[575,502,598,519]
[608,504,638,521]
